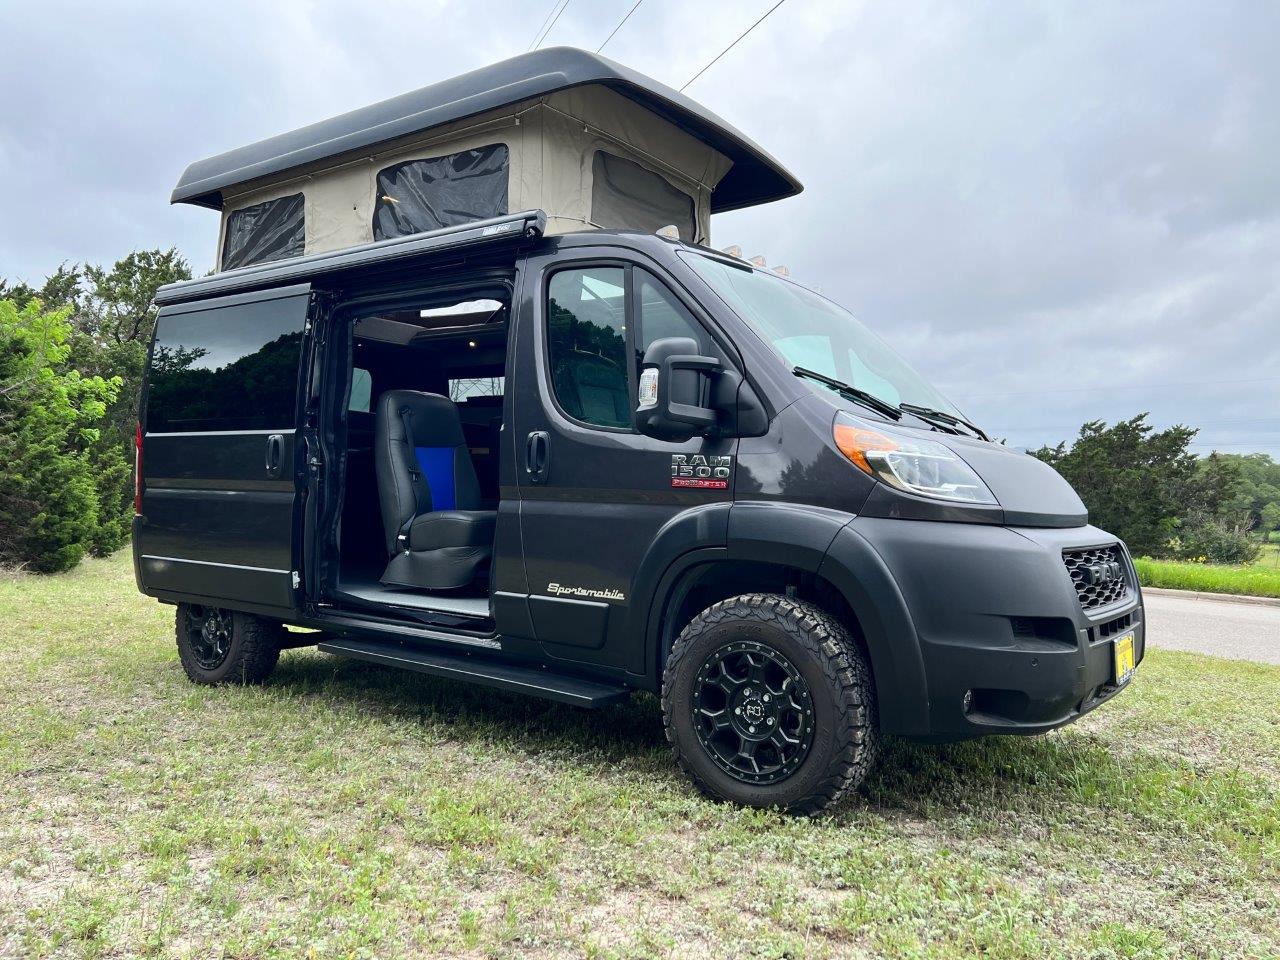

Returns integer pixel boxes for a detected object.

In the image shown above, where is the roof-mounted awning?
[170,47,802,215]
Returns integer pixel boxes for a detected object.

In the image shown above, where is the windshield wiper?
[792,367,902,421]
[899,402,990,442]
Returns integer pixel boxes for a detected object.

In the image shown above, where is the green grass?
[1134,556,1280,598]
[2,554,1279,958]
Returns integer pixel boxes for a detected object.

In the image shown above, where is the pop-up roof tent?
[171,47,801,272]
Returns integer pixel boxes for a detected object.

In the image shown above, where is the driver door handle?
[525,431,550,484]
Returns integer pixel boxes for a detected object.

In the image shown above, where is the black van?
[135,50,1143,814]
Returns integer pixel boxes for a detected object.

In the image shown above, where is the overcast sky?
[2,0,1276,456]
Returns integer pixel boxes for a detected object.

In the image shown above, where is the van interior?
[322,277,512,629]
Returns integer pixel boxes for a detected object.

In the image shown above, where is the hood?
[930,432,1088,528]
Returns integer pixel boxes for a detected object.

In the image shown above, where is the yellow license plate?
[1113,632,1136,685]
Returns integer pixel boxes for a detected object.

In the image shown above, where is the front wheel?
[175,604,283,685]
[662,594,879,815]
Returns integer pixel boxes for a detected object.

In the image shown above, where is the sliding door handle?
[265,434,284,479]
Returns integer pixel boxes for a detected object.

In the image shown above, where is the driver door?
[511,251,736,674]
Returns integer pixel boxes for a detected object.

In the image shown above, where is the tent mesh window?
[591,151,696,241]
[222,193,305,271]
[373,144,509,241]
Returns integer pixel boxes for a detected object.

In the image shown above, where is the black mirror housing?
[635,336,722,442]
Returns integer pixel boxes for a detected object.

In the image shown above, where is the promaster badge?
[671,454,732,490]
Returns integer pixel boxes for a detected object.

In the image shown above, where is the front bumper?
[827,518,1145,738]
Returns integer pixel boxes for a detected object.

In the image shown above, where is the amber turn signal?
[833,421,898,476]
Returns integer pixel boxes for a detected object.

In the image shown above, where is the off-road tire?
[662,593,879,815]
[175,604,283,685]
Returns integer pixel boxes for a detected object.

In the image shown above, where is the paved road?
[1143,592,1280,665]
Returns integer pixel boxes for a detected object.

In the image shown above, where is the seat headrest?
[376,390,466,447]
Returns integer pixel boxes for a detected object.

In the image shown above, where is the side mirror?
[635,336,721,442]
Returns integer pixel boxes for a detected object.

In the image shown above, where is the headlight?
[833,412,998,504]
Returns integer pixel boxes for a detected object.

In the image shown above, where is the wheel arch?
[644,503,931,736]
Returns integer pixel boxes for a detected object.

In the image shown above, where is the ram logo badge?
[671,454,733,490]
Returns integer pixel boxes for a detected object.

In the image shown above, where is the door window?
[545,266,712,430]
[147,299,305,432]
[546,267,630,429]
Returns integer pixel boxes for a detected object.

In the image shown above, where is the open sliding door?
[135,283,315,614]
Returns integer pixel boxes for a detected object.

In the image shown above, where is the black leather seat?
[374,390,496,590]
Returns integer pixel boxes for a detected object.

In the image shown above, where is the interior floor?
[334,567,491,619]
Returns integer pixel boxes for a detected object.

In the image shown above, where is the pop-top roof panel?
[171,47,801,215]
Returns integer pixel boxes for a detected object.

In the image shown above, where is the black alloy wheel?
[174,603,283,685]
[186,606,234,671]
[662,593,880,814]
[692,641,815,784]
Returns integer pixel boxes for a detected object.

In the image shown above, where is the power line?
[597,0,644,54]
[530,0,572,51]
[679,0,789,92]
[526,0,562,51]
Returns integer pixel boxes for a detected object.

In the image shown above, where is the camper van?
[135,48,1144,813]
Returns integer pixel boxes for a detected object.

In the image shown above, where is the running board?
[317,638,632,708]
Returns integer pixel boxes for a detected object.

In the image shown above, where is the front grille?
[1062,544,1129,611]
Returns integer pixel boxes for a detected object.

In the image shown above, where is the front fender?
[818,524,930,736]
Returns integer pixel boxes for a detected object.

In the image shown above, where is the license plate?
[1113,632,1136,685]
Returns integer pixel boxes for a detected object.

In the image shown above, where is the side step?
[317,638,632,709]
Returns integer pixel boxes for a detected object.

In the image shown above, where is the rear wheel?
[662,594,879,815]
[175,604,282,685]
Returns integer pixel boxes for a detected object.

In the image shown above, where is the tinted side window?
[147,299,305,432]
[546,267,630,429]
[222,193,305,271]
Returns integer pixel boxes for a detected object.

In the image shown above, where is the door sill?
[312,607,501,650]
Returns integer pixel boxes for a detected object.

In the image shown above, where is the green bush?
[0,299,123,573]
[1169,513,1262,564]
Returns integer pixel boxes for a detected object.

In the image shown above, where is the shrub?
[1168,513,1261,565]
[0,299,121,573]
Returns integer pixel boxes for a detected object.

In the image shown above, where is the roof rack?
[154,210,545,306]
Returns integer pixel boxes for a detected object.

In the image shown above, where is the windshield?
[683,252,960,417]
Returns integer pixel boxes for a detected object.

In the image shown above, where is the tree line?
[1,250,1277,571]
[1031,418,1278,562]
[0,251,190,571]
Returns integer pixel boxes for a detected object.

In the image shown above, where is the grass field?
[2,554,1278,958]
[1134,554,1280,598]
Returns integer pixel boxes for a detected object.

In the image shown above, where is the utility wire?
[597,0,644,54]
[526,0,562,51]
[530,0,572,51]
[679,0,789,92]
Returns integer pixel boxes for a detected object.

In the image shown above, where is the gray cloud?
[2,0,1276,455]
